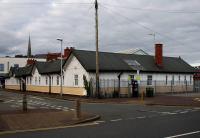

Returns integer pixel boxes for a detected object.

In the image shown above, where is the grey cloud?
[0,0,200,65]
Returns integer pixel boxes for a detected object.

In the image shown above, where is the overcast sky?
[0,0,200,65]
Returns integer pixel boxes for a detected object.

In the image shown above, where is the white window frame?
[46,76,48,85]
[74,75,78,86]
[0,64,4,71]
[147,75,152,85]
[57,76,60,86]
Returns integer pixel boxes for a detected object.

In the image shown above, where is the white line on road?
[165,130,200,138]
[136,116,146,119]
[4,100,14,103]
[30,96,44,100]
[110,119,122,122]
[179,111,188,114]
[95,121,106,123]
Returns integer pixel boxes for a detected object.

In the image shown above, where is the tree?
[83,75,91,97]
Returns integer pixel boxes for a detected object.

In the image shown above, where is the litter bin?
[146,87,154,97]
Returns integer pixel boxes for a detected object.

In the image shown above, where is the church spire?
[27,34,32,58]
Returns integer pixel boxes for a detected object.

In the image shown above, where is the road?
[0,90,200,138]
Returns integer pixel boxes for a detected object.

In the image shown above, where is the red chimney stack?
[155,43,163,67]
[27,59,36,65]
[64,47,74,58]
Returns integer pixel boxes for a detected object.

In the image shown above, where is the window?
[166,75,168,85]
[51,76,53,85]
[27,77,29,85]
[184,75,187,84]
[63,76,64,85]
[35,77,37,85]
[39,77,41,85]
[46,76,48,85]
[190,75,192,84]
[74,75,78,86]
[30,78,32,85]
[7,62,10,72]
[178,75,181,84]
[57,76,60,85]
[147,75,152,85]
[0,64,4,71]
[172,75,174,85]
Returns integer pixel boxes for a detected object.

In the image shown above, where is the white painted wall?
[64,56,89,88]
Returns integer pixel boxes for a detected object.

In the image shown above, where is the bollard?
[141,91,144,102]
[23,93,27,112]
[74,99,81,120]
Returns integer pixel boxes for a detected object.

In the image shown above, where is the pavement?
[1,89,200,137]
[0,90,100,133]
[0,109,99,132]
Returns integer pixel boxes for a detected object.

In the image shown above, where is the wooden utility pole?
[95,0,100,98]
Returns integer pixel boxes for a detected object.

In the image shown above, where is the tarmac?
[4,89,200,106]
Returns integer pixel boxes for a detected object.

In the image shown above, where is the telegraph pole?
[95,0,100,98]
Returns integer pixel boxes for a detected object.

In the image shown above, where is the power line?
[101,3,200,14]
[101,4,186,47]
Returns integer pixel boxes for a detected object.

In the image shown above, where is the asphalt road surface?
[1,90,200,138]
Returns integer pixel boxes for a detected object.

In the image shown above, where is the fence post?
[171,80,173,94]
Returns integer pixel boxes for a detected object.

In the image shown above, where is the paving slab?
[0,109,100,132]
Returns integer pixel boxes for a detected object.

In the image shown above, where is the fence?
[88,79,194,98]
[194,80,200,92]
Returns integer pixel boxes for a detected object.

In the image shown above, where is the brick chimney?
[155,43,163,67]
[27,59,36,65]
[64,47,74,58]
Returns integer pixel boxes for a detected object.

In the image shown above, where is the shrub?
[83,75,91,97]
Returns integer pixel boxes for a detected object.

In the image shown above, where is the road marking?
[179,111,188,114]
[165,130,200,138]
[30,96,44,100]
[167,113,177,115]
[110,119,122,122]
[95,121,106,123]
[193,107,200,110]
[174,110,182,113]
[4,100,14,103]
[136,116,146,119]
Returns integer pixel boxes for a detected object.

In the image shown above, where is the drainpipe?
[117,72,123,97]
[19,78,22,91]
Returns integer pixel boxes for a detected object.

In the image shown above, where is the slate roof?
[73,50,195,73]
[10,65,35,78]
[36,59,66,75]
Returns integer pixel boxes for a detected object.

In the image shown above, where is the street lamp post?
[57,38,63,96]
